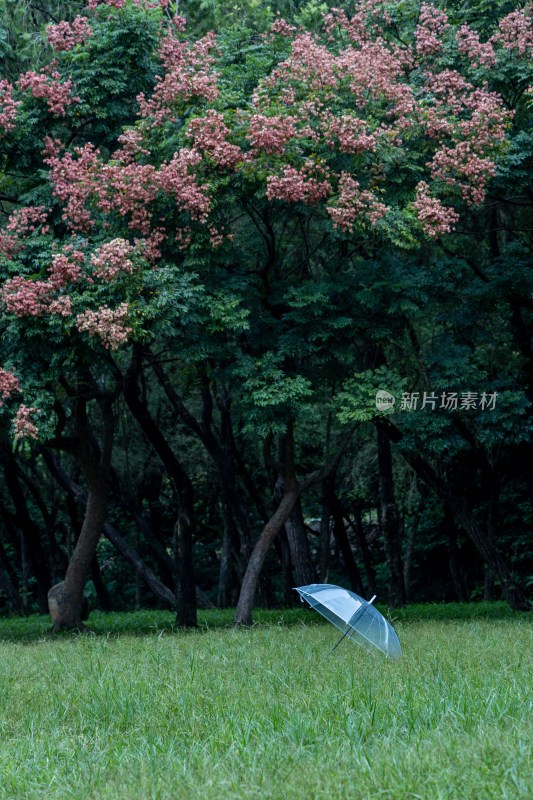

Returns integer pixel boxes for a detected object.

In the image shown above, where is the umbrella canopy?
[295,583,402,658]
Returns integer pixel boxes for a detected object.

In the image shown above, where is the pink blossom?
[0,369,20,407]
[43,140,99,231]
[137,32,219,126]
[76,303,132,350]
[1,275,72,317]
[327,172,388,231]
[47,16,93,52]
[19,64,79,117]
[493,10,533,57]
[0,206,49,258]
[455,24,496,69]
[187,111,242,168]
[90,238,135,280]
[266,161,332,205]
[0,80,21,134]
[415,4,450,57]
[48,247,86,287]
[13,405,40,441]
[412,181,460,237]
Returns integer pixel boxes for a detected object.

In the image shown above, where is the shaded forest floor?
[0,604,531,799]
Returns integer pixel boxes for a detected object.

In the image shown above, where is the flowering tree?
[1,0,532,626]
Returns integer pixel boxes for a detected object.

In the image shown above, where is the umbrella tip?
[369,595,377,604]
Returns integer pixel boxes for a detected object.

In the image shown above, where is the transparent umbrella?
[295,583,402,658]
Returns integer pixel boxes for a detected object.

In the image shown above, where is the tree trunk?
[332,496,364,595]
[123,353,197,627]
[42,446,214,611]
[234,482,301,625]
[276,529,295,606]
[446,510,469,602]
[173,486,197,628]
[49,399,113,631]
[276,477,315,587]
[377,427,406,607]
[377,420,531,612]
[319,475,334,582]
[0,561,23,614]
[0,435,51,613]
[350,506,377,597]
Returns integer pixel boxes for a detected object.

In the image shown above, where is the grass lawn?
[0,603,531,799]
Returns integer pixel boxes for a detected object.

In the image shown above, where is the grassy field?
[0,604,531,800]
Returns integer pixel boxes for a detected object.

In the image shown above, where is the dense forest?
[0,0,532,630]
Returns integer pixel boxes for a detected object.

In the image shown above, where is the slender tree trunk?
[217,519,233,608]
[276,529,295,605]
[377,427,406,607]
[484,471,499,600]
[0,561,23,614]
[403,487,426,602]
[446,510,469,602]
[332,496,364,595]
[123,353,197,626]
[91,554,112,612]
[319,475,334,583]
[173,484,197,627]
[0,436,51,613]
[349,506,377,596]
[378,421,531,612]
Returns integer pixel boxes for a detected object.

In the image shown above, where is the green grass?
[0,605,531,799]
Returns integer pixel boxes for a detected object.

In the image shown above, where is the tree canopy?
[0,0,532,628]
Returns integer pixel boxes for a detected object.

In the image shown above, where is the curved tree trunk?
[234,483,301,626]
[48,398,113,631]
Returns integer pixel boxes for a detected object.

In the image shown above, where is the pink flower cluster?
[76,302,132,350]
[43,139,99,231]
[0,206,49,258]
[494,10,533,57]
[266,161,332,205]
[19,65,79,117]
[87,0,170,8]
[246,113,303,155]
[412,181,460,237]
[90,238,135,280]
[138,32,219,126]
[47,16,93,51]
[323,114,376,153]
[13,405,40,441]
[415,4,450,57]
[187,111,242,168]
[455,25,496,69]
[1,275,71,317]
[270,17,296,37]
[0,80,20,134]
[430,142,496,205]
[158,149,211,222]
[327,173,388,231]
[134,228,167,263]
[0,369,20,406]
[48,247,86,288]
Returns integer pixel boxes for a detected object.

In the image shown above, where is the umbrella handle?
[328,595,376,656]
